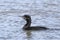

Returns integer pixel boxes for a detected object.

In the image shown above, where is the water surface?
[0,0,60,40]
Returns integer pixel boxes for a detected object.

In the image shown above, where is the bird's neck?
[24,19,31,28]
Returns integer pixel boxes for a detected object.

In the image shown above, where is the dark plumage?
[22,15,48,30]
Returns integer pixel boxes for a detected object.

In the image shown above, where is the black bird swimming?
[22,15,48,30]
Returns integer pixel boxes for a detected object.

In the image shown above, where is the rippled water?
[0,0,60,40]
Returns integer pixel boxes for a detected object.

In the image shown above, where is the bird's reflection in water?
[25,31,32,40]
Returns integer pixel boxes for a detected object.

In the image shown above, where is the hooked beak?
[19,16,26,19]
[19,16,23,18]
[20,16,25,19]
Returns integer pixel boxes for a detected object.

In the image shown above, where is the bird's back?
[23,26,48,30]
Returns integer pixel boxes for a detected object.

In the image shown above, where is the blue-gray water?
[0,0,60,40]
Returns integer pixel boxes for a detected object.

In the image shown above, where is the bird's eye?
[27,18,29,19]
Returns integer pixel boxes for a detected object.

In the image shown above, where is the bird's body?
[23,26,48,30]
[22,15,48,30]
